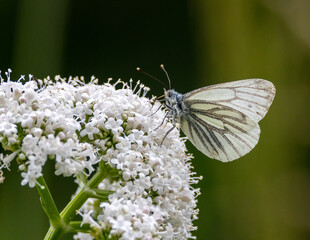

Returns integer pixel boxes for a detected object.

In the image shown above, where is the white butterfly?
[161,66,276,162]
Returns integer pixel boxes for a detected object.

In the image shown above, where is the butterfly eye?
[166,91,173,98]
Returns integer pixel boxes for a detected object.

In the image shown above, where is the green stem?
[43,161,108,240]
[85,189,113,200]
[44,227,63,240]
[60,162,108,222]
[69,221,91,233]
[36,176,61,227]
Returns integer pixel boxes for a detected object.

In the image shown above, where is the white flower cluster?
[0,70,96,187]
[0,69,200,239]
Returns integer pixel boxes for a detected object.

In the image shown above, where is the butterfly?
[138,65,276,162]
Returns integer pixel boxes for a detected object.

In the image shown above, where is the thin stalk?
[36,176,61,227]
[44,161,108,240]
[60,161,108,222]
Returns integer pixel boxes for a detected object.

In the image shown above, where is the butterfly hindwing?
[180,101,260,162]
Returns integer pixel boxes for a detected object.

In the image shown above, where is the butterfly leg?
[148,103,163,117]
[160,125,176,146]
[152,111,170,131]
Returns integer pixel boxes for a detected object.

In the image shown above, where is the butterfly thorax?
[165,89,188,118]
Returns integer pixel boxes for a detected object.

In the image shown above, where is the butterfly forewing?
[184,79,276,122]
[179,79,275,162]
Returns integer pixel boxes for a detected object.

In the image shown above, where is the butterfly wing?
[184,79,276,122]
[181,79,275,162]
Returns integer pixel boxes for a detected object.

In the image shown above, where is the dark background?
[1,0,310,239]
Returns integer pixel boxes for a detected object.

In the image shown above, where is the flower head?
[0,70,200,239]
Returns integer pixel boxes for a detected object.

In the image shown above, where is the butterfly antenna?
[160,64,171,90]
[137,67,168,88]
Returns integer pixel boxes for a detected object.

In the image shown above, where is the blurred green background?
[1,0,310,239]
